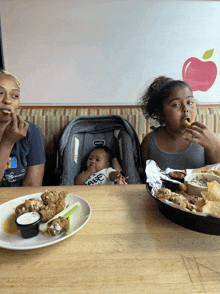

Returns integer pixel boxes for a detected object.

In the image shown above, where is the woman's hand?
[1,113,29,146]
[183,122,220,164]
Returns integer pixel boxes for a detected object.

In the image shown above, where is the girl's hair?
[140,76,192,125]
[0,70,20,88]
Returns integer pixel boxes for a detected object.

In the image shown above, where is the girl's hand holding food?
[183,121,220,163]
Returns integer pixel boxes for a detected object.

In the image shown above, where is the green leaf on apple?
[202,49,214,60]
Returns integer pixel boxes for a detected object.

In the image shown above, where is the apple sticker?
[182,49,217,92]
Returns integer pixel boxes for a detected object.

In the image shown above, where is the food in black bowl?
[169,171,186,183]
[146,181,220,236]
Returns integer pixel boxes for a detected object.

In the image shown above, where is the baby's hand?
[87,165,97,175]
[112,171,128,185]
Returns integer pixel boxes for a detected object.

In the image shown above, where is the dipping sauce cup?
[15,212,43,239]
[169,171,186,183]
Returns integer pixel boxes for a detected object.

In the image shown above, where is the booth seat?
[17,105,220,185]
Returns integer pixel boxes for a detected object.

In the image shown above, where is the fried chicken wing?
[155,188,194,211]
[39,204,57,223]
[41,190,68,205]
[15,198,45,217]
[47,217,68,236]
[15,190,69,225]
[156,188,172,200]
[39,199,66,222]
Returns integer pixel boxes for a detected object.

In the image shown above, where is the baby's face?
[86,149,110,173]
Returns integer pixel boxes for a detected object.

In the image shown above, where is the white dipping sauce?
[16,212,40,225]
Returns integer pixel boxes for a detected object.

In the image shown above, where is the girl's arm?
[184,122,220,164]
[141,132,152,166]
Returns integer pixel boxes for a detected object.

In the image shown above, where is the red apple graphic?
[182,49,217,91]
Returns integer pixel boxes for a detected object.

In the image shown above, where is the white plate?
[0,193,91,250]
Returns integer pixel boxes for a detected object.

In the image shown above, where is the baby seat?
[56,115,144,185]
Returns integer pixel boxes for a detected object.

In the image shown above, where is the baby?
[74,146,127,185]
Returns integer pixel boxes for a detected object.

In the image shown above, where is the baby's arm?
[74,166,96,185]
[184,122,220,164]
[109,171,128,185]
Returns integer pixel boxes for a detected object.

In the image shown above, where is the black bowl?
[146,183,220,235]
[169,171,186,183]
[162,179,180,192]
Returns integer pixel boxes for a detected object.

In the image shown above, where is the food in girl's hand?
[183,119,191,127]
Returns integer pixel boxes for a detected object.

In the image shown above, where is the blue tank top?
[148,128,206,170]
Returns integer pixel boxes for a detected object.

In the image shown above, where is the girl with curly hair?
[140,76,220,170]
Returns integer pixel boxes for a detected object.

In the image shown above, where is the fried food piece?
[155,188,172,200]
[177,191,199,204]
[155,188,194,210]
[15,190,69,223]
[55,199,66,214]
[15,198,45,217]
[39,204,57,223]
[184,119,191,127]
[178,183,187,192]
[39,199,66,223]
[170,193,193,210]
[47,217,68,236]
[201,169,220,176]
[41,190,68,205]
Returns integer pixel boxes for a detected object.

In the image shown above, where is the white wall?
[0,0,219,105]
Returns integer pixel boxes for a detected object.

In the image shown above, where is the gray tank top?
[148,128,206,170]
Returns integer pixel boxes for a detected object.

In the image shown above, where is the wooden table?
[1,184,220,294]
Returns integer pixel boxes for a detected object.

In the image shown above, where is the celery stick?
[63,205,79,218]
[66,217,71,235]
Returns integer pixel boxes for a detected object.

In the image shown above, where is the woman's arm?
[22,163,45,187]
[21,122,45,187]
[0,113,29,182]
